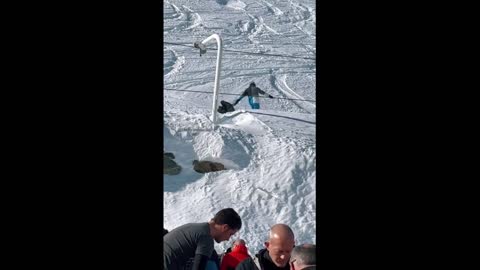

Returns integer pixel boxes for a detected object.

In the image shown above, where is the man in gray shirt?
[164,208,242,270]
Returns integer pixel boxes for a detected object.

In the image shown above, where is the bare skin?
[264,224,295,267]
[232,239,246,250]
[208,220,238,243]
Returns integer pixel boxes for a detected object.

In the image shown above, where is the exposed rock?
[193,160,226,173]
[164,152,175,159]
[164,152,181,175]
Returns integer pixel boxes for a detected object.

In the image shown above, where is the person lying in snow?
[217,100,236,114]
[233,82,274,109]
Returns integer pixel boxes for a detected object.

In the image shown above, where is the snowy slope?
[163,0,316,254]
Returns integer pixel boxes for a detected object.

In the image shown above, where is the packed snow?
[163,0,316,254]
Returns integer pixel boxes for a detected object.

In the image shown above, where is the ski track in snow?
[230,1,247,11]
[183,5,204,30]
[164,0,316,253]
[163,2,205,32]
[261,0,284,16]
[277,73,316,114]
[164,48,186,79]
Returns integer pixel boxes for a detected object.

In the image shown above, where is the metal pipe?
[200,34,223,127]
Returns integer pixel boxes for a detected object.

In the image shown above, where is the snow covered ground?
[163,0,316,254]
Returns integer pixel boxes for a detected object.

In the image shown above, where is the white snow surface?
[164,0,316,254]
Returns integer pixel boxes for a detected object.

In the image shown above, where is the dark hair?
[250,82,256,87]
[212,208,242,230]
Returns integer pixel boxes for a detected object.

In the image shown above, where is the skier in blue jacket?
[233,82,274,109]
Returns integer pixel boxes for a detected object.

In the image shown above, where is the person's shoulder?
[224,251,235,257]
[257,248,267,256]
[170,222,194,231]
[177,222,210,237]
[173,222,197,229]
[184,222,208,229]
[236,256,254,270]
[256,249,270,267]
[238,255,253,263]
[221,252,235,266]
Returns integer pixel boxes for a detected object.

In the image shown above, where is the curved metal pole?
[200,34,223,127]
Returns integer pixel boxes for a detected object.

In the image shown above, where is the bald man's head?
[268,224,295,241]
[265,224,295,268]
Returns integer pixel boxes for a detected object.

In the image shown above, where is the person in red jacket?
[220,239,250,270]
